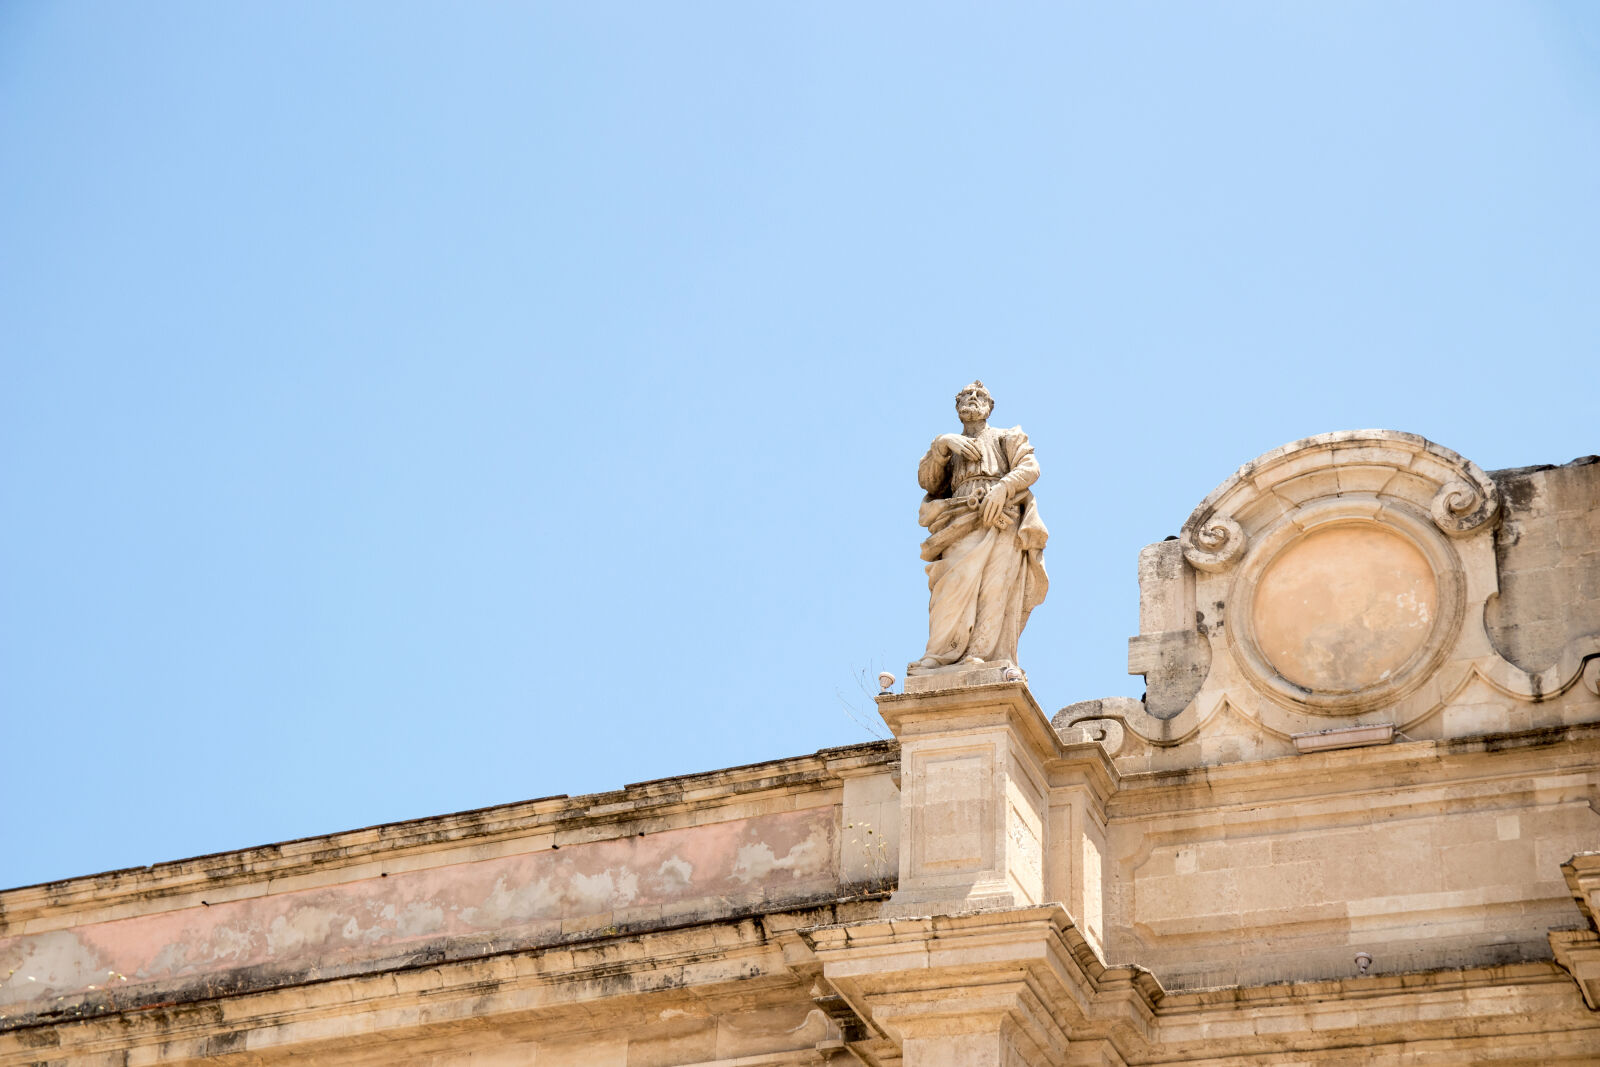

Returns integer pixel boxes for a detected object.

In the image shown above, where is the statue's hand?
[937,434,982,461]
[979,485,1008,527]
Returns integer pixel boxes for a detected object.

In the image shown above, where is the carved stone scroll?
[1430,475,1500,536]
[1180,512,1246,573]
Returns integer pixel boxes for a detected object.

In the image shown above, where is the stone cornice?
[0,741,896,930]
[1106,722,1600,819]
[877,681,1060,758]
[1043,743,1121,810]
[806,905,1599,1063]
[6,896,1594,1065]
[880,681,1123,805]
[804,905,1160,1057]
[0,900,879,1065]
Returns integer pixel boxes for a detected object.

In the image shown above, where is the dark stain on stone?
[1496,474,1541,511]
[1445,725,1572,755]
[11,1025,59,1049]
[206,1030,248,1054]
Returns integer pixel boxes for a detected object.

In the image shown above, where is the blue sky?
[2,2,1596,889]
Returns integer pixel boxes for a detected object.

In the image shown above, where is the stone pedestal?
[904,662,1020,694]
[876,676,1060,916]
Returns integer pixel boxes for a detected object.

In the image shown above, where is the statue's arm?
[918,439,951,494]
[998,429,1040,496]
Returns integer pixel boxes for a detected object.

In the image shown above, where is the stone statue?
[909,381,1049,675]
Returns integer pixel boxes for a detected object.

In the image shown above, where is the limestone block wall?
[1082,432,1600,991]
[1101,727,1600,988]
[1488,457,1600,673]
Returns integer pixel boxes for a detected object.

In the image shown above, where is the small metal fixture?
[1002,667,1023,682]
[1354,952,1373,976]
[877,671,896,694]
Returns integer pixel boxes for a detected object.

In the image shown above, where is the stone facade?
[3,430,1598,1065]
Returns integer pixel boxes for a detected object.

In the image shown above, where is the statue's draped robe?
[915,426,1049,669]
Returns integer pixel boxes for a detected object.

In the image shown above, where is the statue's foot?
[959,656,986,666]
[912,657,942,670]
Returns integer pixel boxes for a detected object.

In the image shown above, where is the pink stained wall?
[0,806,838,1016]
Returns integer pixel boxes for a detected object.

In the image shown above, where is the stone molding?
[0,903,876,1066]
[1225,493,1467,717]
[1178,431,1500,576]
[803,906,1152,1066]
[803,904,1600,1066]
[0,744,904,1031]
[0,741,897,935]
[11,897,1595,1065]
[1474,634,1600,702]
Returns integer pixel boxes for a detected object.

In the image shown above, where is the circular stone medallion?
[1250,524,1437,694]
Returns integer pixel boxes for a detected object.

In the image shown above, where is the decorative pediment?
[1125,431,1556,748]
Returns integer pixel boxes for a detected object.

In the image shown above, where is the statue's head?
[955,380,994,422]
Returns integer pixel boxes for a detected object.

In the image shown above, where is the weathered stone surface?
[0,805,837,1018]
[1127,540,1210,718]
[1105,723,1600,989]
[1251,523,1437,692]
[0,742,899,1033]
[1487,456,1600,673]
[1050,696,1136,754]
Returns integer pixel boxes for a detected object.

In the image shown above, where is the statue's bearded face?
[955,387,993,422]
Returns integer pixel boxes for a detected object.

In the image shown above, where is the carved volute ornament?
[907,381,1048,677]
[1180,512,1246,573]
[1429,474,1501,536]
